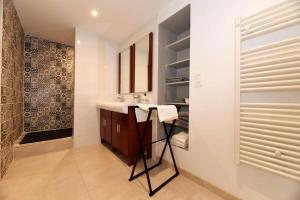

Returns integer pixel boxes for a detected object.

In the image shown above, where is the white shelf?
[166,102,189,106]
[172,144,189,151]
[167,59,190,69]
[165,121,189,130]
[159,4,190,152]
[160,5,190,34]
[167,36,190,51]
[166,80,189,86]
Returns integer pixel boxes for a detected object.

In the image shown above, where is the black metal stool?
[128,106,180,197]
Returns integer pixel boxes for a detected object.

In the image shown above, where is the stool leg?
[129,108,153,195]
[163,122,179,174]
[129,154,139,181]
[158,119,176,164]
[128,106,180,197]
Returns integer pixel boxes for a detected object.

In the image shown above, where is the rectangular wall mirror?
[119,48,130,94]
[134,32,153,92]
[133,33,153,92]
[118,32,153,94]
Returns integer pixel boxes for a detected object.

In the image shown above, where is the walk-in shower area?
[0,0,74,178]
[22,35,74,141]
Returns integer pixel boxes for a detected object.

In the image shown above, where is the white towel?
[157,105,178,122]
[137,104,178,122]
[137,104,157,111]
[172,131,188,143]
[171,131,189,148]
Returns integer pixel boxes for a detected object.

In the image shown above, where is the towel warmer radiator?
[236,0,300,181]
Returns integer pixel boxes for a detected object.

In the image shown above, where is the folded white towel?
[171,139,188,148]
[171,131,189,148]
[137,104,178,122]
[157,105,178,122]
[137,104,157,111]
[173,132,188,142]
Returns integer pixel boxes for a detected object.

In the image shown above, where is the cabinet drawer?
[101,109,111,117]
[112,112,128,121]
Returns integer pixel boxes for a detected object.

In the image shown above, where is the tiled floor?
[0,144,224,200]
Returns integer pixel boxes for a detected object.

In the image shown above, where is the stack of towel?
[177,111,189,129]
[171,131,189,149]
[166,76,189,83]
[179,111,189,117]
[174,98,185,103]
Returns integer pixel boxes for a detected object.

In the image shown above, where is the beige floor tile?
[3,154,50,179]
[0,174,48,200]
[45,174,91,200]
[47,160,80,184]
[44,149,75,165]
[0,144,225,200]
[79,163,129,191]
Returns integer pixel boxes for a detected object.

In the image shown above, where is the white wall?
[73,0,300,199]
[157,0,300,200]
[120,20,158,104]
[73,28,118,147]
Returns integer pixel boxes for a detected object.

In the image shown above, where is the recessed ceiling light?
[91,9,98,17]
[77,40,81,44]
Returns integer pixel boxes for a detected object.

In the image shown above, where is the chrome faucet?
[133,93,141,103]
[116,94,124,102]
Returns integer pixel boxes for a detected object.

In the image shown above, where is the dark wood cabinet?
[100,109,112,144]
[112,117,128,155]
[100,107,152,165]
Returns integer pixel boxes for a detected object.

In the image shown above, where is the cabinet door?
[104,115,112,144]
[100,112,106,141]
[100,110,112,144]
[112,119,128,156]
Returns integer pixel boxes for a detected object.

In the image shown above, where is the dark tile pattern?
[23,35,74,133]
[20,128,73,144]
[1,0,24,178]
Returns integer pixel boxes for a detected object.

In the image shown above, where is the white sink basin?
[97,102,136,114]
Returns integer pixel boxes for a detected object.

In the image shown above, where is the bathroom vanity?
[99,103,152,166]
[98,32,154,165]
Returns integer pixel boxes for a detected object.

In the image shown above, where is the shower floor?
[20,128,73,144]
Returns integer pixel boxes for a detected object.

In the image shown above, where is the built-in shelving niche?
[158,4,190,150]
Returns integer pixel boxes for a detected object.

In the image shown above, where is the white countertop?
[96,102,136,114]
[97,102,153,122]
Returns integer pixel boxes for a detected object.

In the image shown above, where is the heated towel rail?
[236,0,300,181]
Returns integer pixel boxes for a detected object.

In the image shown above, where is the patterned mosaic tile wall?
[1,0,24,178]
[24,35,74,132]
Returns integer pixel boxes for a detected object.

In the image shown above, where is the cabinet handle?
[117,124,120,133]
[103,119,106,126]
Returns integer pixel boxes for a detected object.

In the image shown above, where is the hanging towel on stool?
[137,104,178,122]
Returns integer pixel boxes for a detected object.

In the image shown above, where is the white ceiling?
[13,0,171,46]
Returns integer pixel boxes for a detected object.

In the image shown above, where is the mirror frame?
[118,53,121,94]
[130,44,135,93]
[118,32,153,94]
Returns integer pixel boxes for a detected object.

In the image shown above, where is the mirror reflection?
[120,48,130,94]
[135,35,149,93]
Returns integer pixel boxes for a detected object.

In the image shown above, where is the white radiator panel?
[236,0,300,181]
[240,1,300,41]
